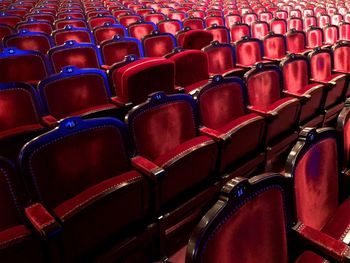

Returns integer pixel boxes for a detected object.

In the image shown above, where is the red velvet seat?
[128,21,156,41]
[181,29,213,50]
[333,40,350,98]
[144,12,166,25]
[0,157,45,263]
[168,173,344,263]
[167,49,210,94]
[259,11,273,23]
[52,26,94,45]
[19,117,156,262]
[158,19,183,36]
[16,19,53,35]
[38,66,118,127]
[203,41,246,77]
[263,32,287,62]
[251,20,269,39]
[204,15,224,27]
[323,24,339,46]
[197,76,266,180]
[92,23,127,45]
[88,14,117,30]
[281,53,325,127]
[48,40,102,73]
[0,14,21,27]
[318,13,331,28]
[54,16,87,29]
[229,22,250,43]
[0,24,14,46]
[303,15,317,30]
[183,16,205,30]
[3,29,53,54]
[285,127,350,251]
[270,17,287,35]
[286,29,311,54]
[109,56,175,106]
[288,16,303,31]
[205,24,230,43]
[242,12,258,26]
[126,92,219,257]
[142,31,176,57]
[235,36,270,68]
[306,26,325,48]
[224,13,241,28]
[0,47,50,85]
[339,22,350,41]
[100,35,143,69]
[309,47,347,125]
[245,63,301,168]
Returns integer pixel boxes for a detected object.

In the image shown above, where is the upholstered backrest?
[182,29,213,50]
[4,31,52,54]
[206,26,230,43]
[183,17,205,29]
[318,14,330,28]
[235,38,263,66]
[309,49,332,81]
[158,19,182,36]
[0,48,49,84]
[0,158,23,230]
[270,18,287,35]
[0,83,41,131]
[245,65,282,108]
[205,16,224,27]
[16,21,53,35]
[333,43,350,72]
[229,23,250,43]
[93,24,127,45]
[286,128,339,231]
[112,58,175,104]
[88,15,117,29]
[288,17,303,31]
[204,43,235,73]
[49,41,101,73]
[286,30,307,53]
[100,36,142,66]
[20,117,131,210]
[188,174,290,263]
[142,32,175,57]
[0,24,13,42]
[251,21,269,39]
[38,66,111,119]
[118,14,142,27]
[304,16,317,29]
[263,34,286,59]
[168,49,209,87]
[337,104,350,167]
[198,77,247,130]
[0,15,21,27]
[339,23,350,41]
[282,55,310,93]
[55,18,87,29]
[53,27,93,45]
[323,25,338,45]
[225,14,241,28]
[127,92,198,160]
[307,27,323,48]
[128,22,156,41]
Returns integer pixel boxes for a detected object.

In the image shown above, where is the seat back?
[286,29,307,53]
[4,29,53,54]
[323,24,338,45]
[251,20,269,39]
[288,16,303,31]
[245,63,283,108]
[229,22,250,43]
[183,17,205,29]
[206,25,230,43]
[337,101,350,169]
[339,22,350,41]
[333,40,350,72]
[205,15,224,27]
[318,14,330,28]
[242,12,258,25]
[110,56,175,105]
[93,23,127,45]
[88,14,117,30]
[142,31,175,57]
[128,21,156,41]
[16,20,53,35]
[118,14,142,27]
[235,37,263,66]
[308,47,333,82]
[225,13,242,28]
[19,117,132,210]
[306,26,323,48]
[303,15,317,30]
[203,41,236,74]
[0,24,14,43]
[167,49,209,88]
[263,32,287,59]
[270,18,287,35]
[54,17,87,29]
[259,11,273,22]
[38,66,111,119]
[49,40,102,73]
[281,53,310,96]
[53,26,94,45]
[187,173,291,263]
[0,13,22,27]
[182,29,213,50]
[144,12,166,24]
[158,19,182,36]
[0,48,49,84]
[331,13,343,26]
[285,128,340,231]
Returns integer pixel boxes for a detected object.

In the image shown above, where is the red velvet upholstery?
[93,24,126,45]
[242,12,258,26]
[263,33,287,60]
[0,15,21,27]
[53,28,93,45]
[88,16,117,29]
[167,50,209,94]
[286,30,310,54]
[206,26,230,43]
[251,21,269,39]
[182,29,213,50]
[229,23,250,43]
[4,32,52,54]
[183,17,205,30]
[110,58,175,105]
[144,13,166,24]
[16,21,54,35]
[288,17,303,31]
[270,18,287,35]
[19,117,152,261]
[127,92,218,207]
[225,14,241,28]
[339,23,350,41]
[142,32,175,57]
[198,77,265,175]
[119,14,142,27]
[54,18,87,29]
[303,15,317,30]
[323,25,338,45]
[158,19,182,36]
[0,24,13,43]
[49,42,101,73]
[318,14,330,28]
[100,37,141,66]
[0,49,49,84]
[128,22,156,41]
[306,27,323,48]
[205,16,224,27]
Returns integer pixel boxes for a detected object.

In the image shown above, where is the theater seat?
[158,18,183,36]
[332,40,350,98]
[285,127,350,250]
[52,25,94,45]
[38,66,118,127]
[16,19,54,35]
[205,24,230,43]
[166,49,210,94]
[0,157,45,263]
[263,32,287,62]
[245,63,301,169]
[92,23,127,45]
[128,21,157,41]
[181,29,213,50]
[109,56,175,106]
[286,29,311,54]
[142,30,176,57]
[19,117,156,262]
[167,173,344,262]
[197,75,266,180]
[229,22,250,43]
[127,92,219,257]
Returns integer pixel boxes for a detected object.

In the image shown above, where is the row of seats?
[3,108,350,262]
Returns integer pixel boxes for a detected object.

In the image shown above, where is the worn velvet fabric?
[158,20,182,36]
[236,40,263,66]
[270,19,287,35]
[286,32,308,53]
[205,16,224,27]
[183,17,205,30]
[207,27,230,43]
[252,22,269,39]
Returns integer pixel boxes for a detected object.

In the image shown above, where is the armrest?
[101,65,111,71]
[283,90,311,102]
[175,86,186,93]
[131,156,165,181]
[111,96,133,108]
[235,63,251,69]
[247,106,278,121]
[25,203,62,238]
[310,79,336,88]
[41,115,58,128]
[262,57,281,63]
[293,222,350,262]
[200,126,231,143]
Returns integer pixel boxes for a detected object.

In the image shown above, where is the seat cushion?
[168,245,187,263]
[294,251,326,263]
[0,124,44,140]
